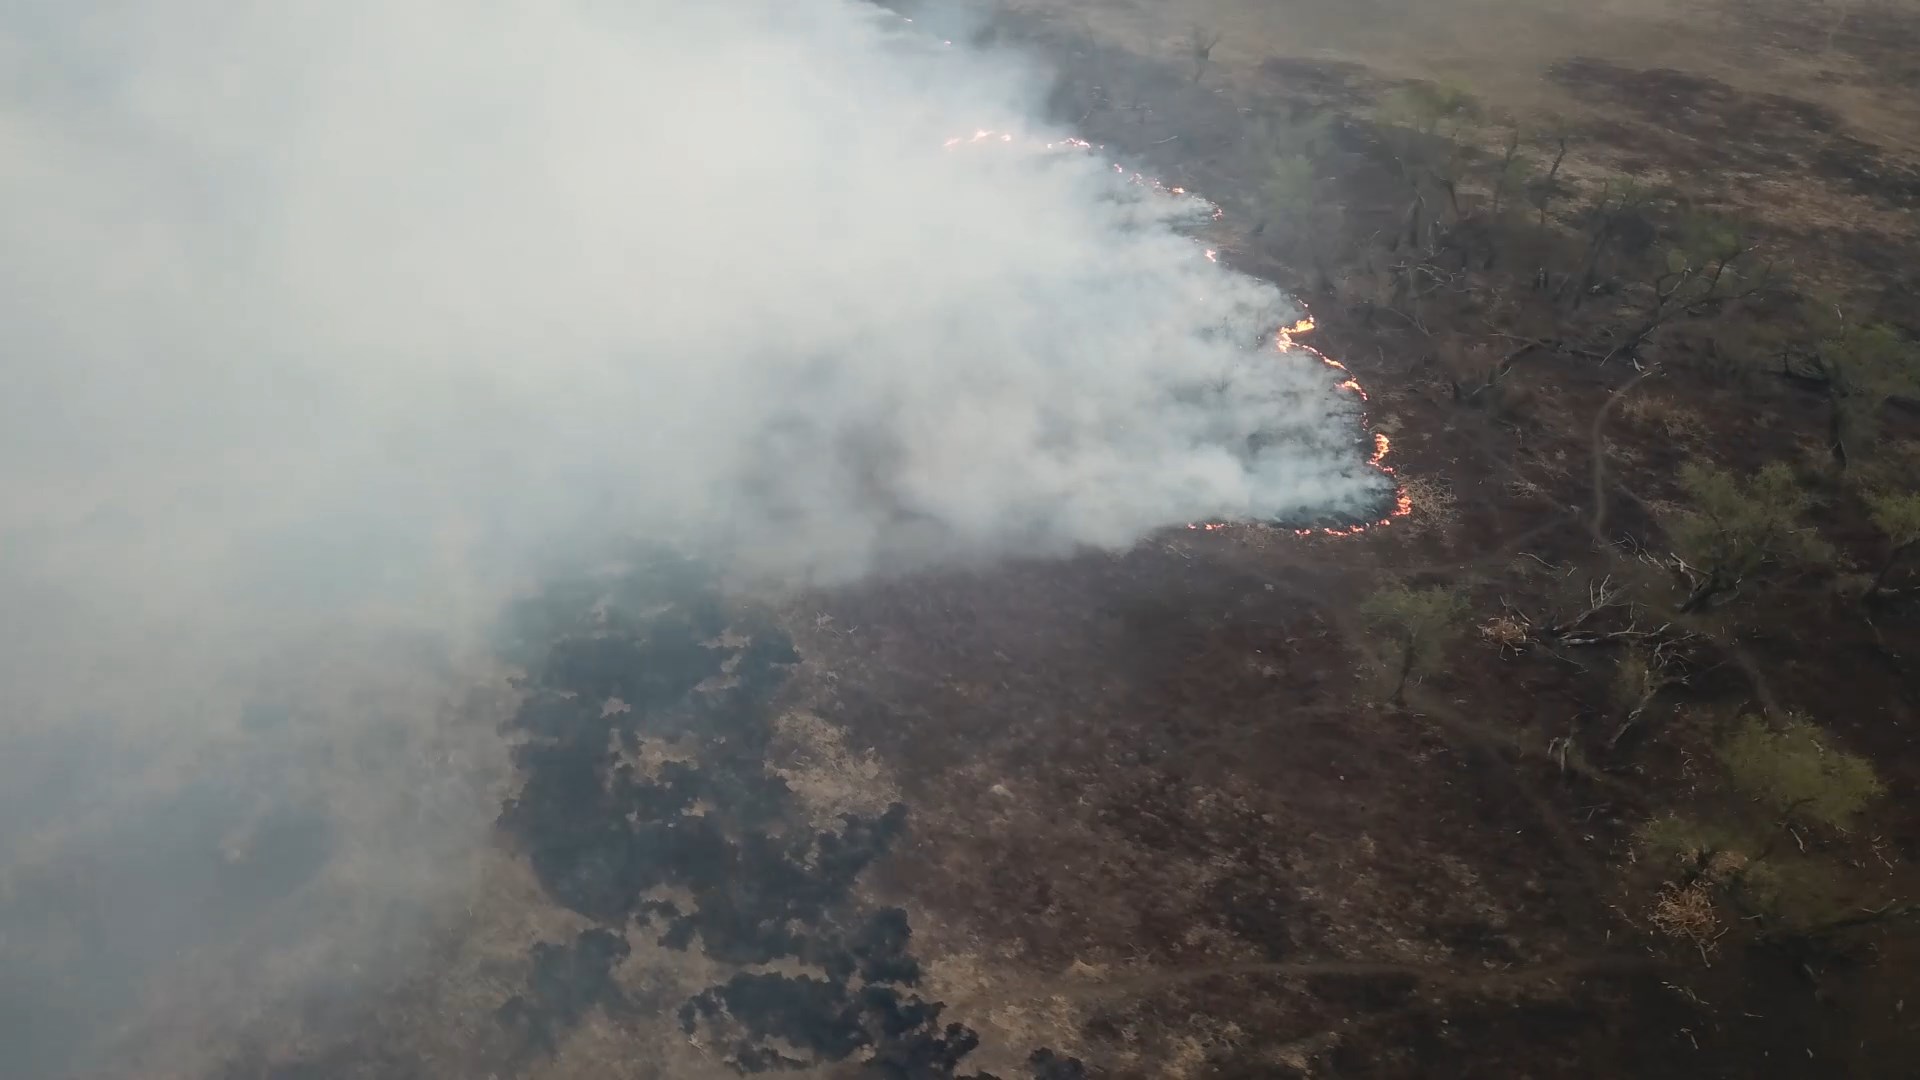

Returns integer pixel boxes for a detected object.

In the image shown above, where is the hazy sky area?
[0,1,1381,1073]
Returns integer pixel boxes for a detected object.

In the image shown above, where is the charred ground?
[484,552,1086,1078]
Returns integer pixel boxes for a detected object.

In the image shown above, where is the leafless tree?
[1380,83,1477,257]
[1605,637,1693,752]
[1556,181,1647,308]
[1526,131,1571,241]
[1187,24,1222,84]
[1599,215,1773,367]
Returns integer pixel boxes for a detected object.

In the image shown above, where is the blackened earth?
[495,548,1086,1077]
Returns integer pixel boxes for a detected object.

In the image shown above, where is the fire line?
[942,127,1412,538]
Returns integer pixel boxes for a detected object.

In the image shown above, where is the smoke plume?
[0,0,1383,1072]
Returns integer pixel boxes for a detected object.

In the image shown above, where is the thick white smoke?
[0,0,1383,1072]
[2,0,1382,604]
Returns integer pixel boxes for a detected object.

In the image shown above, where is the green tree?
[1794,317,1920,468]
[1636,718,1892,947]
[1255,111,1340,292]
[1864,488,1920,592]
[1662,461,1832,612]
[1718,713,1883,829]
[1359,584,1468,702]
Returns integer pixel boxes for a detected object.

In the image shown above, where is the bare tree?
[1451,336,1543,409]
[1487,573,1696,752]
[1441,124,1534,273]
[1605,638,1692,751]
[1526,129,1571,239]
[1556,180,1647,308]
[1488,127,1525,219]
[1187,24,1222,84]
[1598,214,1773,367]
[1823,0,1855,53]
[1380,83,1478,256]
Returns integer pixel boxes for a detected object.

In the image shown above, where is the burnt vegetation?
[492,550,1083,1077]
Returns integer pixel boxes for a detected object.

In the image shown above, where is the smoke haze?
[0,0,1384,1073]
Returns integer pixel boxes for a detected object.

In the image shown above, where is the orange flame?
[1186,312,1411,537]
[935,126,1412,539]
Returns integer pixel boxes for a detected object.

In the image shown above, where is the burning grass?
[939,120,1411,538]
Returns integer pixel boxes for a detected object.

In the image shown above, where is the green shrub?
[1717,713,1883,829]
[1663,461,1832,611]
[1359,584,1468,702]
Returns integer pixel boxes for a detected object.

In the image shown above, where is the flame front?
[940,125,1411,539]
[1185,312,1413,536]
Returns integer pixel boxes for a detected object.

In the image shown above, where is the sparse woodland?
[1007,3,1920,1065]
[1264,76,1920,979]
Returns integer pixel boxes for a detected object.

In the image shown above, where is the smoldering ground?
[0,0,1383,1074]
